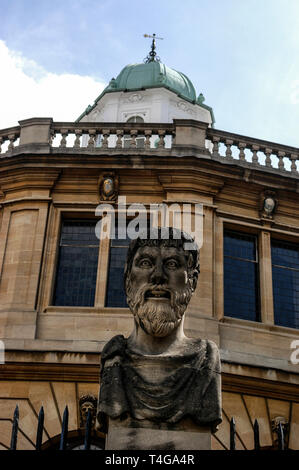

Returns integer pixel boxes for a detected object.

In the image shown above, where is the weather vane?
[143,33,163,63]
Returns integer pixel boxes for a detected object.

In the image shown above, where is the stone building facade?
[0,55,298,450]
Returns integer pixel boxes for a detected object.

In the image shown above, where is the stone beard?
[97,230,222,434]
[125,277,193,338]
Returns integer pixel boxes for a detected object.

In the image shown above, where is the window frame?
[271,236,299,329]
[37,206,160,313]
[37,207,109,313]
[38,208,299,331]
[223,228,261,323]
[216,217,299,330]
[52,218,101,308]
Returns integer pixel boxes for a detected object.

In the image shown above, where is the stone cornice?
[0,151,297,191]
[0,168,61,193]
[222,372,299,402]
[0,362,100,383]
[18,117,53,127]
[157,172,225,196]
[173,119,209,130]
[1,197,52,206]
[0,362,298,402]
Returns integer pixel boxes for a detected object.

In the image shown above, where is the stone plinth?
[105,417,211,450]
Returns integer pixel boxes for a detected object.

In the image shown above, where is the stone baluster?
[252,144,259,165]
[87,129,96,148]
[290,154,298,173]
[60,129,68,148]
[0,137,3,154]
[144,130,152,150]
[101,129,110,149]
[49,129,56,146]
[130,129,138,148]
[74,129,82,148]
[265,148,272,167]
[212,136,220,157]
[239,142,246,162]
[8,134,16,151]
[277,150,285,171]
[157,130,166,149]
[116,130,124,149]
[225,139,233,159]
[171,130,175,147]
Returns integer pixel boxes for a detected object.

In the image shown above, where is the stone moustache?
[97,227,222,433]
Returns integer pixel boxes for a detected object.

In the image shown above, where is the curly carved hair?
[124,227,200,289]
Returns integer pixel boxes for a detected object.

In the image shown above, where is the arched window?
[126,116,144,124]
[124,116,145,148]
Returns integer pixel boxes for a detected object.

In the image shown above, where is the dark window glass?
[53,220,99,307]
[271,239,299,329]
[224,230,260,321]
[126,116,144,123]
[105,226,130,308]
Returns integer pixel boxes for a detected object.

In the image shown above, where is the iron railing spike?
[253,419,260,451]
[230,417,236,451]
[10,405,19,450]
[277,421,284,451]
[36,406,45,451]
[84,409,92,450]
[59,406,69,450]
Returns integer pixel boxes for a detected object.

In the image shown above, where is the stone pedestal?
[105,417,211,450]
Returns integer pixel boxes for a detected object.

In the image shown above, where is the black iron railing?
[8,404,286,450]
[9,405,94,451]
[229,416,286,451]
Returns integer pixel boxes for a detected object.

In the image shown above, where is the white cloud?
[0,40,106,129]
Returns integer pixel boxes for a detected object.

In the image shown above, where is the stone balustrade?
[50,122,175,150]
[206,128,299,175]
[0,125,21,153]
[0,118,298,177]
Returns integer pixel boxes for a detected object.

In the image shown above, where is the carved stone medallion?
[99,173,119,201]
[260,190,278,218]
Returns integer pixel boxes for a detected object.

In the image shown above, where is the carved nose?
[150,264,167,285]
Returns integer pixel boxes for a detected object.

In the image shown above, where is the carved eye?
[165,259,178,269]
[139,259,152,268]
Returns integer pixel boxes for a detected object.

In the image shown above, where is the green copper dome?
[105,61,197,103]
[76,59,215,125]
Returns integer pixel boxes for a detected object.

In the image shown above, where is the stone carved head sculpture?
[79,394,97,428]
[97,227,222,441]
[124,227,200,338]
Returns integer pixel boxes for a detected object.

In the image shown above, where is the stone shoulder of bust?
[100,334,126,362]
[101,334,220,367]
[98,333,222,432]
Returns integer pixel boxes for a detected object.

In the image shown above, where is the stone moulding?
[0,363,298,402]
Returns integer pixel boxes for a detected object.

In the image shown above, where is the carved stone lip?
[144,289,171,300]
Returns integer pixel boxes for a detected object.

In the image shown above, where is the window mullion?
[259,230,274,325]
[94,217,112,308]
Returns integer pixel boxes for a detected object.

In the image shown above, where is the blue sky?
[1,0,299,147]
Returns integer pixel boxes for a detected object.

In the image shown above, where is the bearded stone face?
[125,245,196,337]
[79,398,97,427]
